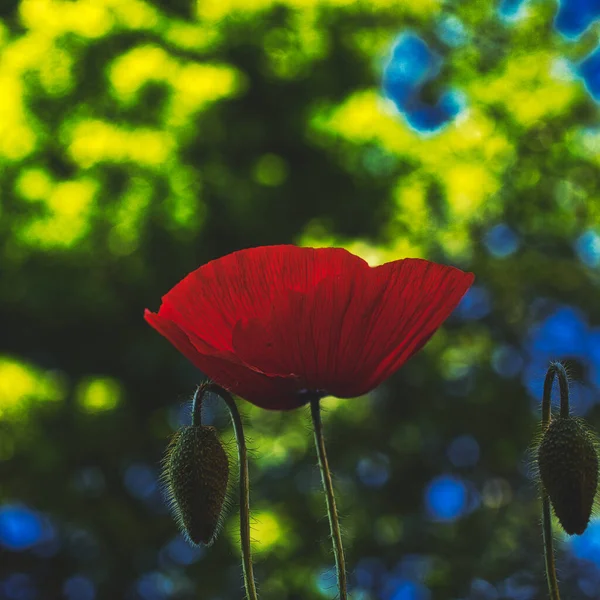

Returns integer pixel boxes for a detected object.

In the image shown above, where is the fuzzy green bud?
[538,416,599,535]
[163,424,229,546]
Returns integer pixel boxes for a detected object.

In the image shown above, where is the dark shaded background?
[3,0,600,598]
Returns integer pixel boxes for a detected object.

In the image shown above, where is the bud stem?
[310,396,347,600]
[543,361,570,420]
[541,362,569,600]
[203,383,258,600]
[191,384,204,426]
[542,494,560,600]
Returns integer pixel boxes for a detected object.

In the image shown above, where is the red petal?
[144,309,210,373]
[156,245,366,353]
[333,259,474,396]
[144,309,303,410]
[232,258,473,398]
[232,273,359,391]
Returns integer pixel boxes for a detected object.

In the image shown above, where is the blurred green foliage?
[2,0,600,598]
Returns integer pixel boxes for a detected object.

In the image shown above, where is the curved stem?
[310,396,347,600]
[191,383,205,426]
[543,361,570,420]
[541,362,569,600]
[203,383,258,600]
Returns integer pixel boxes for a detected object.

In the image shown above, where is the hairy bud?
[538,416,599,535]
[163,425,230,546]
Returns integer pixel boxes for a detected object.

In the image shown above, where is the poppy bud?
[163,424,230,546]
[537,416,599,535]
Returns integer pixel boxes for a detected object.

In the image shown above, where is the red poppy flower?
[145,245,474,410]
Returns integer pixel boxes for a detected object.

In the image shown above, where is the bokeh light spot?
[424,475,468,521]
[253,154,289,187]
[18,179,98,250]
[491,345,523,378]
[63,575,96,600]
[447,435,480,468]
[76,377,122,413]
[575,230,600,267]
[570,519,600,565]
[498,0,528,21]
[356,453,390,488]
[15,168,54,201]
[579,46,600,101]
[482,478,512,509]
[382,32,463,133]
[3,573,37,600]
[160,535,204,567]
[555,0,600,39]
[136,572,174,600]
[0,356,64,418]
[315,567,337,598]
[395,554,432,581]
[67,120,174,169]
[252,510,286,554]
[0,505,43,551]
[354,557,385,589]
[484,224,520,258]
[384,578,431,600]
[374,515,403,545]
[436,15,468,47]
[470,578,498,599]
[456,286,491,320]
[124,463,158,501]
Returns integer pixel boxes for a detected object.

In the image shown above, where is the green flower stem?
[541,362,569,600]
[201,383,258,600]
[543,361,570,419]
[542,493,560,600]
[310,396,347,600]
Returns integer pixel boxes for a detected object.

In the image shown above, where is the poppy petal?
[332,259,474,396]
[144,309,213,374]
[144,310,303,410]
[232,259,473,399]
[155,245,367,353]
[232,275,359,392]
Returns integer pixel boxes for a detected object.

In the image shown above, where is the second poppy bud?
[163,424,230,546]
[538,416,599,535]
